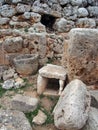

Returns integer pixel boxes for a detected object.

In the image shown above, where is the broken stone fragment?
[53,79,91,130]
[32,110,47,125]
[2,79,15,89]
[11,94,39,112]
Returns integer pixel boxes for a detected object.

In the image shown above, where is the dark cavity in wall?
[41,14,56,31]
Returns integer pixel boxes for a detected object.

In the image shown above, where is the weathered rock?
[90,90,98,109]
[71,0,82,6]
[0,109,32,130]
[87,0,96,6]
[9,20,30,28]
[3,68,15,80]
[59,0,69,5]
[33,110,47,125]
[54,18,67,33]
[77,8,89,17]
[87,6,98,17]
[32,0,50,14]
[54,18,74,32]
[0,66,7,79]
[30,12,41,22]
[13,54,38,75]
[0,17,10,25]
[76,18,96,28]
[11,94,39,112]
[14,77,25,88]
[12,0,22,4]
[81,107,98,130]
[0,4,16,17]
[53,79,91,130]
[30,22,46,33]
[4,37,23,53]
[37,64,66,95]
[63,5,78,20]
[16,3,31,13]
[62,28,98,84]
[2,79,15,89]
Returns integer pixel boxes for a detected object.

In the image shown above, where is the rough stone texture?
[77,8,89,18]
[0,65,8,79]
[9,20,30,28]
[4,37,23,53]
[0,4,16,17]
[13,54,38,75]
[33,110,47,125]
[3,68,15,80]
[53,79,91,130]
[62,28,98,85]
[37,64,66,95]
[14,77,25,88]
[39,64,66,80]
[16,3,31,13]
[54,18,75,32]
[2,79,15,89]
[0,109,32,130]
[59,0,69,5]
[0,17,10,25]
[87,6,98,17]
[70,0,82,6]
[23,12,41,22]
[90,90,98,109]
[76,18,96,28]
[11,94,39,112]
[81,107,98,130]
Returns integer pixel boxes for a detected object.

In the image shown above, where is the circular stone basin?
[13,54,39,75]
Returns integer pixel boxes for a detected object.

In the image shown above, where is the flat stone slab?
[0,109,32,130]
[11,94,39,112]
[39,64,66,80]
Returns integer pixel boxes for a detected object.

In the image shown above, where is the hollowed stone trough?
[13,54,39,75]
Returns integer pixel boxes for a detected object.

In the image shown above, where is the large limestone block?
[39,64,66,80]
[53,79,91,130]
[62,28,98,84]
[11,94,39,112]
[81,107,98,130]
[4,37,23,53]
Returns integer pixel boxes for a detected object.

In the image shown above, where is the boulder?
[81,107,98,130]
[11,94,39,112]
[0,109,32,130]
[4,37,23,53]
[62,28,98,84]
[53,79,91,130]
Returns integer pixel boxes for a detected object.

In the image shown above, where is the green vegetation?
[25,103,54,125]
[0,84,6,98]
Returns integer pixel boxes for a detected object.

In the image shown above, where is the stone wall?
[0,0,98,67]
